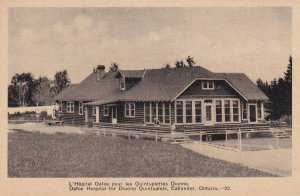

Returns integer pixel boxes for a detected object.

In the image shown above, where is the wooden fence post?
[200,131,202,151]
[128,131,131,140]
[276,130,279,149]
[225,130,228,147]
[155,130,158,144]
[238,128,242,151]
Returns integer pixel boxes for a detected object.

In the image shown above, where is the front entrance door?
[112,106,117,124]
[249,104,257,123]
[204,103,213,125]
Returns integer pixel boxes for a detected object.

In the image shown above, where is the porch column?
[95,106,100,123]
[85,106,88,123]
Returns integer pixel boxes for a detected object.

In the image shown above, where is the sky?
[8,7,292,84]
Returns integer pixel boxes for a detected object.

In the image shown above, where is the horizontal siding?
[118,102,144,124]
[60,101,85,125]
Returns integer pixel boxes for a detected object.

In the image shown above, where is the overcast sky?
[9,7,291,84]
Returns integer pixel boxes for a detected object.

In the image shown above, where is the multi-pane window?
[103,105,108,116]
[233,100,239,122]
[176,101,183,123]
[242,102,247,119]
[58,101,63,112]
[144,102,171,124]
[195,101,202,123]
[158,102,163,123]
[145,102,151,123]
[67,102,74,113]
[215,100,222,122]
[257,102,262,119]
[125,102,135,117]
[185,101,193,123]
[164,103,170,124]
[224,100,231,122]
[202,81,214,90]
[79,102,83,115]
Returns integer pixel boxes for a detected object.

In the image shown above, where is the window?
[164,103,171,124]
[185,101,193,123]
[93,106,97,116]
[195,101,202,123]
[215,100,222,122]
[224,100,231,122]
[79,102,83,115]
[67,102,74,113]
[233,100,239,122]
[145,102,151,123]
[242,102,247,119]
[257,102,262,119]
[158,102,163,123]
[58,101,63,112]
[125,102,135,117]
[120,77,125,90]
[202,81,214,90]
[176,101,183,123]
[103,105,108,116]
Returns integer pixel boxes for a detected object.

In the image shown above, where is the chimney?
[96,65,105,79]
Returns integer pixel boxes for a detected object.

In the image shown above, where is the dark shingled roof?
[115,70,145,78]
[54,66,268,102]
[214,73,269,100]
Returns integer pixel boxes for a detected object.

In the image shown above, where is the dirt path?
[181,142,291,177]
[8,123,85,134]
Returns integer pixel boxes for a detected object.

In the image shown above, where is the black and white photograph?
[1,2,299,195]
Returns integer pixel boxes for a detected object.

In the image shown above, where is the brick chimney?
[96,65,105,79]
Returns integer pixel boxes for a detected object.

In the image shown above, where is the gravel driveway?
[181,142,292,176]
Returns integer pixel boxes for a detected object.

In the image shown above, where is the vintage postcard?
[0,0,300,195]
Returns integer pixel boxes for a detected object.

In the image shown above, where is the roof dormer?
[115,70,145,90]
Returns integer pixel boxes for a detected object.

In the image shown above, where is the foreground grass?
[8,132,275,177]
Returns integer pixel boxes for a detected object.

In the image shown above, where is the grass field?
[8,131,275,177]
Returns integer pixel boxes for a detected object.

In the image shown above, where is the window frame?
[202,81,215,90]
[103,105,109,116]
[120,77,126,90]
[66,101,74,113]
[58,101,63,112]
[242,101,248,120]
[78,102,83,115]
[125,102,135,118]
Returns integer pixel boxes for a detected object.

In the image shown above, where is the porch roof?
[84,100,119,106]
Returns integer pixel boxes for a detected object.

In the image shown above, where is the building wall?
[178,80,238,99]
[59,101,85,125]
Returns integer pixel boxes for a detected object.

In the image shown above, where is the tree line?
[8,70,70,107]
[256,56,292,120]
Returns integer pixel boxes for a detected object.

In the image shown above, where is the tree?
[186,56,196,67]
[8,73,36,106]
[284,55,292,84]
[53,70,70,94]
[33,77,55,106]
[109,62,119,73]
[257,56,292,120]
[164,63,171,68]
[175,60,186,68]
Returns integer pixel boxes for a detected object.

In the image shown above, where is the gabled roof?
[214,73,269,100]
[115,70,145,78]
[54,66,268,102]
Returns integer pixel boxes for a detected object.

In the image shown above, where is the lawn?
[8,131,275,177]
